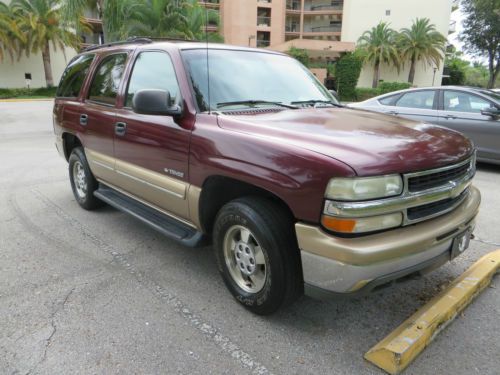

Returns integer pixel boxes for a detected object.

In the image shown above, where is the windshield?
[181,49,338,111]
[479,89,500,103]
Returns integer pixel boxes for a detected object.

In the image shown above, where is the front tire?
[68,147,103,210]
[213,197,302,315]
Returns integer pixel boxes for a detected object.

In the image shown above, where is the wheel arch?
[62,132,83,161]
[198,175,296,235]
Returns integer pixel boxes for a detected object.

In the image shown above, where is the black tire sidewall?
[214,201,288,314]
[68,147,100,210]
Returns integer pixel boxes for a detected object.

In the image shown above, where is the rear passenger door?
[388,90,439,123]
[114,50,192,220]
[437,90,500,160]
[82,52,128,186]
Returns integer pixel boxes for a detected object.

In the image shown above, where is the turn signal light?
[321,216,356,233]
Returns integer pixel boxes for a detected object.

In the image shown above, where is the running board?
[94,185,207,247]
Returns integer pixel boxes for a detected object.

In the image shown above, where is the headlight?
[325,175,403,201]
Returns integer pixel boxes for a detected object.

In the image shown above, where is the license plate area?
[450,228,472,260]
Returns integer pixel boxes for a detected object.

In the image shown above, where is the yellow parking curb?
[0,98,53,102]
[364,249,500,375]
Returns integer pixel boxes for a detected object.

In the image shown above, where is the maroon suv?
[53,39,480,315]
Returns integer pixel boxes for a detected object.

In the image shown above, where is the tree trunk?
[487,59,500,89]
[41,42,54,87]
[372,61,380,88]
[408,57,416,85]
[97,0,107,43]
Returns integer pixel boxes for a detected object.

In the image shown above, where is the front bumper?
[297,186,481,298]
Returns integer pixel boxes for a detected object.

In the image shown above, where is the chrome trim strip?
[116,169,185,199]
[324,155,475,226]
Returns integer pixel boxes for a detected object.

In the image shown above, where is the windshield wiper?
[217,100,299,109]
[291,99,343,108]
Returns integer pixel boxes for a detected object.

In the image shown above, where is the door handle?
[388,111,399,116]
[444,114,457,120]
[115,122,127,136]
[80,114,88,126]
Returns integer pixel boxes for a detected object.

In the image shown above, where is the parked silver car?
[349,87,500,164]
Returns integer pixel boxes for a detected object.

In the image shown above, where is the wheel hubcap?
[73,161,87,199]
[223,225,267,293]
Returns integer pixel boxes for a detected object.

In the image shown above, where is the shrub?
[334,53,363,101]
[287,47,310,67]
[355,88,380,101]
[0,87,57,99]
[377,81,411,94]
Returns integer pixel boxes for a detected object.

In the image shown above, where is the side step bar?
[94,185,207,247]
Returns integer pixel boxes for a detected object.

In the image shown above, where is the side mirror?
[132,89,182,116]
[481,107,500,118]
[329,89,340,101]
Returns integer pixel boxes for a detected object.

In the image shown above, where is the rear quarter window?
[56,54,95,98]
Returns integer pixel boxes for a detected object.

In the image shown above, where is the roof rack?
[81,36,201,52]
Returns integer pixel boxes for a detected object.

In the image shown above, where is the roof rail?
[80,36,201,53]
[81,37,152,52]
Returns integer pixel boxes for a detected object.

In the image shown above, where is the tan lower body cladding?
[85,148,202,231]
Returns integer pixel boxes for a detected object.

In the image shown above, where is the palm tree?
[0,3,24,62]
[11,0,81,87]
[398,18,446,85]
[357,22,400,88]
[180,0,223,42]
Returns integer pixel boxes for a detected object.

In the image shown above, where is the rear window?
[88,53,127,106]
[56,54,95,98]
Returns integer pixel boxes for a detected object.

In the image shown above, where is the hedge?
[334,53,363,101]
[0,87,57,99]
[353,82,411,102]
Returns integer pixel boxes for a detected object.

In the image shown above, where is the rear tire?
[68,147,104,210]
[213,197,302,315]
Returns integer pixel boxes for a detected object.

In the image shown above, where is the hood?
[217,107,473,176]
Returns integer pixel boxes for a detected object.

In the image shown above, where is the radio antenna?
[204,5,211,114]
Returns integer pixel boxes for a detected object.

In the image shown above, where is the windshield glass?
[181,49,337,111]
[478,89,500,103]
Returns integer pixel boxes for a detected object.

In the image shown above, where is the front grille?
[407,190,468,221]
[408,161,470,192]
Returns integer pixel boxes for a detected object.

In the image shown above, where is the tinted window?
[396,90,435,109]
[88,53,127,105]
[126,51,179,107]
[444,91,493,113]
[56,54,95,98]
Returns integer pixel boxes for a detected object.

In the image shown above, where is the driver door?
[114,51,192,220]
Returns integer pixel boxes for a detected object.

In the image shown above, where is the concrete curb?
[0,98,54,103]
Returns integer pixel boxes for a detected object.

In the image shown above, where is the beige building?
[205,0,455,88]
[1,0,455,89]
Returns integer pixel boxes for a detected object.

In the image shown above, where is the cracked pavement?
[0,101,499,374]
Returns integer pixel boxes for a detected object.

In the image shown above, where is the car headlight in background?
[325,175,403,201]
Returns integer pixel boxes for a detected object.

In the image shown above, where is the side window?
[444,91,493,113]
[396,90,436,109]
[125,51,180,107]
[56,54,95,98]
[379,94,399,106]
[88,53,127,105]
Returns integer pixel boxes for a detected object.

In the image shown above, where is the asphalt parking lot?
[1,100,499,375]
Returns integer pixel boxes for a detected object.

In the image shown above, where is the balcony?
[257,16,272,27]
[303,22,342,34]
[286,1,301,11]
[199,0,220,8]
[304,0,343,12]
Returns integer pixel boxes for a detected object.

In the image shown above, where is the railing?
[258,0,272,3]
[257,16,271,26]
[256,40,271,47]
[306,1,343,11]
[285,24,300,32]
[199,0,220,5]
[306,24,342,32]
[286,1,301,10]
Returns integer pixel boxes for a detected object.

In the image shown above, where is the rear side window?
[379,94,399,106]
[396,90,436,110]
[88,53,127,105]
[56,54,95,98]
[125,51,180,107]
[444,91,493,113]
